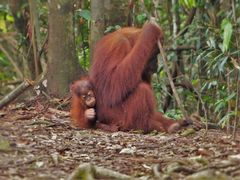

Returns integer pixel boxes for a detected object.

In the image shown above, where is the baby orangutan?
[70,77,96,129]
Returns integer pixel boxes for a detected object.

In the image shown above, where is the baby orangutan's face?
[80,90,96,108]
[71,80,96,108]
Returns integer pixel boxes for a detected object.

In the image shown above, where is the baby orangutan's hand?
[85,108,96,120]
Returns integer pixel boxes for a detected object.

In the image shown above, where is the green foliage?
[218,111,235,128]
[221,19,233,52]
[149,0,240,122]
[0,53,15,81]
[214,92,236,128]
[0,4,15,81]
[74,7,91,70]
[78,48,90,70]
[0,53,10,66]
[0,4,13,32]
[179,0,197,8]
[136,13,148,25]
[143,0,154,12]
[75,9,91,20]
[165,109,184,120]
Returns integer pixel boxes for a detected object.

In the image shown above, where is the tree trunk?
[90,0,105,62]
[90,0,128,62]
[104,0,129,27]
[8,0,35,79]
[28,0,42,77]
[47,0,84,97]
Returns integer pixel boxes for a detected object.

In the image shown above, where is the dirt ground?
[0,98,240,180]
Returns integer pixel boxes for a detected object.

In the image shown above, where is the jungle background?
[0,0,240,179]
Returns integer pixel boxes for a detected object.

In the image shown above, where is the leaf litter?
[0,98,239,179]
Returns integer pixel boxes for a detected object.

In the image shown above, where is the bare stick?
[157,40,188,119]
[0,61,47,109]
[0,80,33,109]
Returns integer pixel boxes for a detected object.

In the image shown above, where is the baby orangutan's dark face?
[80,89,96,108]
[72,80,96,108]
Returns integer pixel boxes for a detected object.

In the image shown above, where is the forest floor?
[0,97,240,180]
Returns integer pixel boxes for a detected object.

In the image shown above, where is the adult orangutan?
[89,21,189,133]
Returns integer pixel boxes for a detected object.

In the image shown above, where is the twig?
[0,60,47,109]
[157,40,188,119]
[0,79,33,109]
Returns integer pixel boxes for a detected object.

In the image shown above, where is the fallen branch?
[0,79,33,109]
[157,40,188,119]
[68,163,133,180]
[0,60,47,109]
